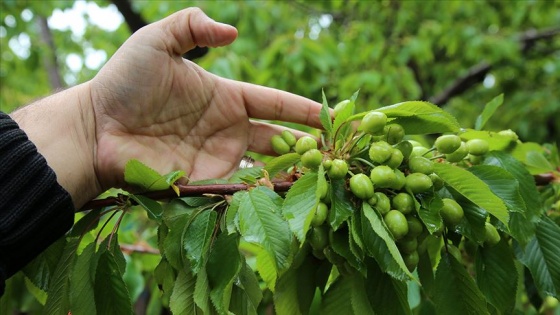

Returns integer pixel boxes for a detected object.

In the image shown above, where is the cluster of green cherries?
[270,109,501,271]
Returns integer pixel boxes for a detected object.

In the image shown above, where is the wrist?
[10,82,100,208]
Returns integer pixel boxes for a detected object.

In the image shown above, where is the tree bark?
[37,15,63,90]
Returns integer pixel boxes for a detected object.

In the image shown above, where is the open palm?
[89,8,322,189]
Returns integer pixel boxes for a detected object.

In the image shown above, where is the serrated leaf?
[264,153,301,178]
[23,237,66,291]
[274,265,302,315]
[483,151,541,244]
[365,260,411,315]
[94,251,133,315]
[433,163,508,225]
[377,101,461,134]
[468,165,526,213]
[320,89,333,135]
[194,266,211,314]
[256,248,278,291]
[130,194,163,222]
[207,233,241,315]
[330,227,365,275]
[164,170,186,185]
[163,212,191,270]
[511,142,554,174]
[450,193,488,243]
[185,210,217,273]
[226,191,244,234]
[417,251,435,295]
[153,258,176,306]
[416,193,444,234]
[475,94,504,130]
[228,166,264,184]
[328,179,355,230]
[433,252,489,315]
[239,187,292,273]
[332,99,355,144]
[349,273,375,315]
[282,172,319,241]
[516,216,560,297]
[475,239,517,313]
[69,242,98,315]
[44,237,79,315]
[237,262,263,310]
[124,159,168,191]
[320,275,353,315]
[69,208,102,237]
[229,285,258,315]
[361,203,414,281]
[170,270,196,315]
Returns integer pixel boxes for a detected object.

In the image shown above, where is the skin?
[9,8,323,208]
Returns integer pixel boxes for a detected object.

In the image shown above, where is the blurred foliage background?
[1,0,559,143]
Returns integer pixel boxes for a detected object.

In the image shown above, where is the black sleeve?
[0,112,75,296]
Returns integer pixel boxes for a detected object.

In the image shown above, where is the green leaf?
[163,211,191,270]
[282,172,319,241]
[124,159,169,191]
[94,250,133,315]
[207,233,242,314]
[194,266,211,314]
[164,170,185,185]
[475,239,517,313]
[332,98,355,143]
[459,129,516,151]
[451,193,488,243]
[226,191,244,234]
[330,227,365,275]
[274,265,303,315]
[153,258,176,306]
[475,94,504,130]
[184,210,217,273]
[44,237,79,315]
[170,270,197,315]
[320,275,353,315]
[23,237,66,291]
[468,165,526,213]
[237,262,263,311]
[69,208,101,237]
[239,187,292,273]
[361,203,414,281]
[69,242,98,315]
[416,193,444,234]
[319,89,333,135]
[256,248,278,291]
[228,166,264,183]
[264,153,301,178]
[511,142,554,174]
[483,151,541,244]
[433,252,489,315]
[516,216,560,298]
[433,162,508,225]
[365,260,411,315]
[377,101,461,134]
[329,179,355,230]
[349,272,376,315]
[129,194,163,222]
[229,285,258,315]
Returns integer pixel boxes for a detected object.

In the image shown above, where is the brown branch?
[120,243,160,255]
[428,62,492,105]
[37,15,63,90]
[428,27,560,106]
[80,181,294,211]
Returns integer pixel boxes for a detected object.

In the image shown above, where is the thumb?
[156,7,238,55]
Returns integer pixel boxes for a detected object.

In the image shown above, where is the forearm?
[9,83,100,208]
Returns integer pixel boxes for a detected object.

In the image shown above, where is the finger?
[156,7,238,55]
[247,120,316,156]
[236,81,324,129]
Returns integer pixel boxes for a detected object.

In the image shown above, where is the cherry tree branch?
[80,181,294,211]
[428,27,560,106]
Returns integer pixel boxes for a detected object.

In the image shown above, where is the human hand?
[89,8,323,191]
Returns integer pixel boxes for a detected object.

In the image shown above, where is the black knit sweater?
[0,112,75,296]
